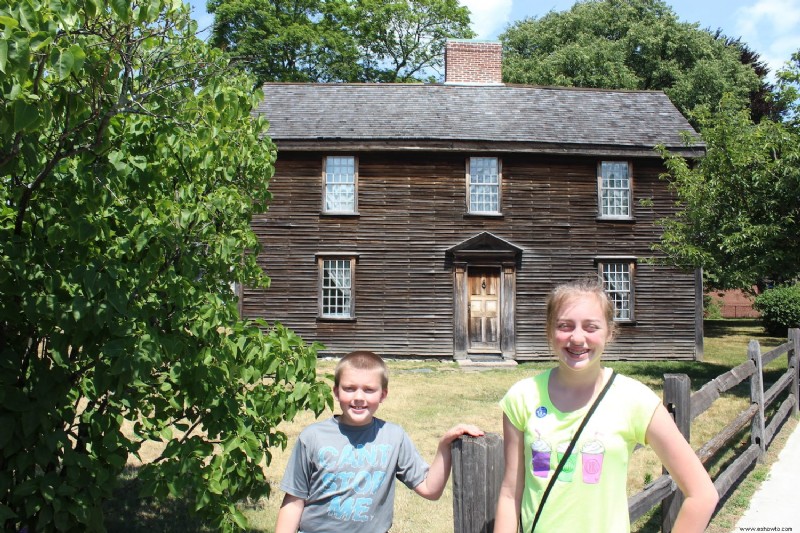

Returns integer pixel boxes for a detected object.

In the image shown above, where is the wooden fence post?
[790,328,799,417]
[661,374,691,533]
[452,433,504,533]
[748,339,766,461]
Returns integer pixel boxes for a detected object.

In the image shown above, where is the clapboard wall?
[244,150,700,360]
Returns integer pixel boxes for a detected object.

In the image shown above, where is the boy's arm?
[275,493,305,533]
[413,423,484,501]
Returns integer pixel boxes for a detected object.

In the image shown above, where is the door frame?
[447,232,522,361]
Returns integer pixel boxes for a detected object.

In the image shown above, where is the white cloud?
[736,0,800,33]
[735,0,800,75]
[459,0,513,39]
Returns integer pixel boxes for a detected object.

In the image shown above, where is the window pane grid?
[602,263,632,320]
[469,157,499,213]
[600,162,630,217]
[322,259,352,317]
[325,156,355,212]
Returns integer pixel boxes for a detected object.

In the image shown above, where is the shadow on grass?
[103,467,272,532]
[704,319,768,338]
[607,360,789,399]
[103,467,212,533]
[609,318,789,400]
[632,506,662,533]
[607,360,745,396]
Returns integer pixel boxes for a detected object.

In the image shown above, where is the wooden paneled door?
[468,267,500,352]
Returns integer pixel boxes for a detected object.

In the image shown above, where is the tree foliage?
[500,0,766,121]
[775,49,800,126]
[208,0,359,82]
[208,0,474,84]
[500,0,798,290]
[656,93,800,290]
[717,32,786,123]
[0,0,331,530]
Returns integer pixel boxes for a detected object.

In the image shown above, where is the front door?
[468,267,500,352]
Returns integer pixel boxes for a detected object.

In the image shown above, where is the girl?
[494,278,718,532]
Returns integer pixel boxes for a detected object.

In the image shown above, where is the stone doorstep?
[457,359,519,370]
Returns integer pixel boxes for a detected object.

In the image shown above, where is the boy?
[275,350,483,533]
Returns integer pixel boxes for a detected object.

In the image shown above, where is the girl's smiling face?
[553,294,612,373]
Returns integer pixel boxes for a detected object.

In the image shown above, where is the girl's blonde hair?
[334,350,389,389]
[545,277,618,349]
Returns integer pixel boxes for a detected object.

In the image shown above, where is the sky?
[187,0,800,78]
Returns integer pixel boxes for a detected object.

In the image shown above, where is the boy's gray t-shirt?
[280,416,429,533]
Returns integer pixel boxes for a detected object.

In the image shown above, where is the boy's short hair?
[334,350,389,389]
[545,277,618,349]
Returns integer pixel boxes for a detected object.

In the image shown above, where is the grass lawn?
[104,319,797,532]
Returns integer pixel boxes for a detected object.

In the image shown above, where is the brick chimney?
[444,40,503,85]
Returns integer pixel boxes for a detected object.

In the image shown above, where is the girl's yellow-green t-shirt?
[500,368,661,533]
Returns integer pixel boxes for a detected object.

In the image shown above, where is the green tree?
[208,0,474,84]
[717,33,786,122]
[500,0,764,120]
[775,49,800,126]
[352,0,475,82]
[208,0,361,82]
[0,0,331,530]
[656,95,800,289]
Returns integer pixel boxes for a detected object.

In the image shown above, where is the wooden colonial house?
[244,40,705,362]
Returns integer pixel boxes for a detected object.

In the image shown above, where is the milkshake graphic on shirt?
[580,437,605,484]
[556,440,578,482]
[531,433,551,478]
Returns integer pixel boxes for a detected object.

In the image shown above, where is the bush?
[753,284,800,335]
[704,294,723,319]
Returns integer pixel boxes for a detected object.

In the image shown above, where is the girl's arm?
[493,414,525,533]
[646,404,719,533]
[274,493,305,533]
[414,423,484,500]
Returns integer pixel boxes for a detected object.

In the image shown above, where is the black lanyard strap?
[529,370,617,532]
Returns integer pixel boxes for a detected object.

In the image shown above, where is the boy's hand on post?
[415,423,485,500]
[441,423,484,445]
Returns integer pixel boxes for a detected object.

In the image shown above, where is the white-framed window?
[598,161,632,219]
[323,156,357,213]
[597,258,636,321]
[467,157,501,214]
[319,257,355,319]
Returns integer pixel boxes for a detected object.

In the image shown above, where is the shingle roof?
[255,83,704,157]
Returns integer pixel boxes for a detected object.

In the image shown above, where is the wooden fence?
[451,328,800,533]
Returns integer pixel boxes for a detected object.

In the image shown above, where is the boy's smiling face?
[334,367,388,426]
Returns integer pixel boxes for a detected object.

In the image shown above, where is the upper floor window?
[598,161,632,219]
[319,257,355,319]
[467,157,501,214]
[597,259,636,321]
[324,156,357,214]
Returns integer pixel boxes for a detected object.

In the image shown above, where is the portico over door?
[447,232,523,361]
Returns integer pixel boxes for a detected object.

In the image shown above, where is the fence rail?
[452,328,800,533]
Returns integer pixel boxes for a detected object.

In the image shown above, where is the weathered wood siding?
[244,151,699,360]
